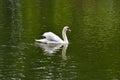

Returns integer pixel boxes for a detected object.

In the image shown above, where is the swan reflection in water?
[35,42,69,61]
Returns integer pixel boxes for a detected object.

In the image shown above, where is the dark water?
[0,0,120,80]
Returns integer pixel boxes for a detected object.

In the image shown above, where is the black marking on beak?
[67,28,71,32]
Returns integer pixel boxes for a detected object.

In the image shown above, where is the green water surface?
[0,0,120,80]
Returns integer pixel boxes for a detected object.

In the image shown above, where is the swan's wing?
[42,32,63,42]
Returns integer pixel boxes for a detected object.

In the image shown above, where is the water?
[0,0,120,80]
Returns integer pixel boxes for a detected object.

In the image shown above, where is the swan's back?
[42,32,63,43]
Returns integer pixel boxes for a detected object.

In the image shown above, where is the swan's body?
[35,26,70,44]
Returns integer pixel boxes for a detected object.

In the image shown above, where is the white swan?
[35,26,71,44]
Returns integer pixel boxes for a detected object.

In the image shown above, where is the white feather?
[42,32,63,42]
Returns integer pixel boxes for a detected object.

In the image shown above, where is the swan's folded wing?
[42,32,63,42]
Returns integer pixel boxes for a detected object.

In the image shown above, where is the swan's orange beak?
[68,28,71,32]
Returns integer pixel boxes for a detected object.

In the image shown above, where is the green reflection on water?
[0,0,120,80]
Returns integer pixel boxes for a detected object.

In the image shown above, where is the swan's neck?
[62,29,68,43]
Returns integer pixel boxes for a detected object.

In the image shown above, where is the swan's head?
[64,26,71,32]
